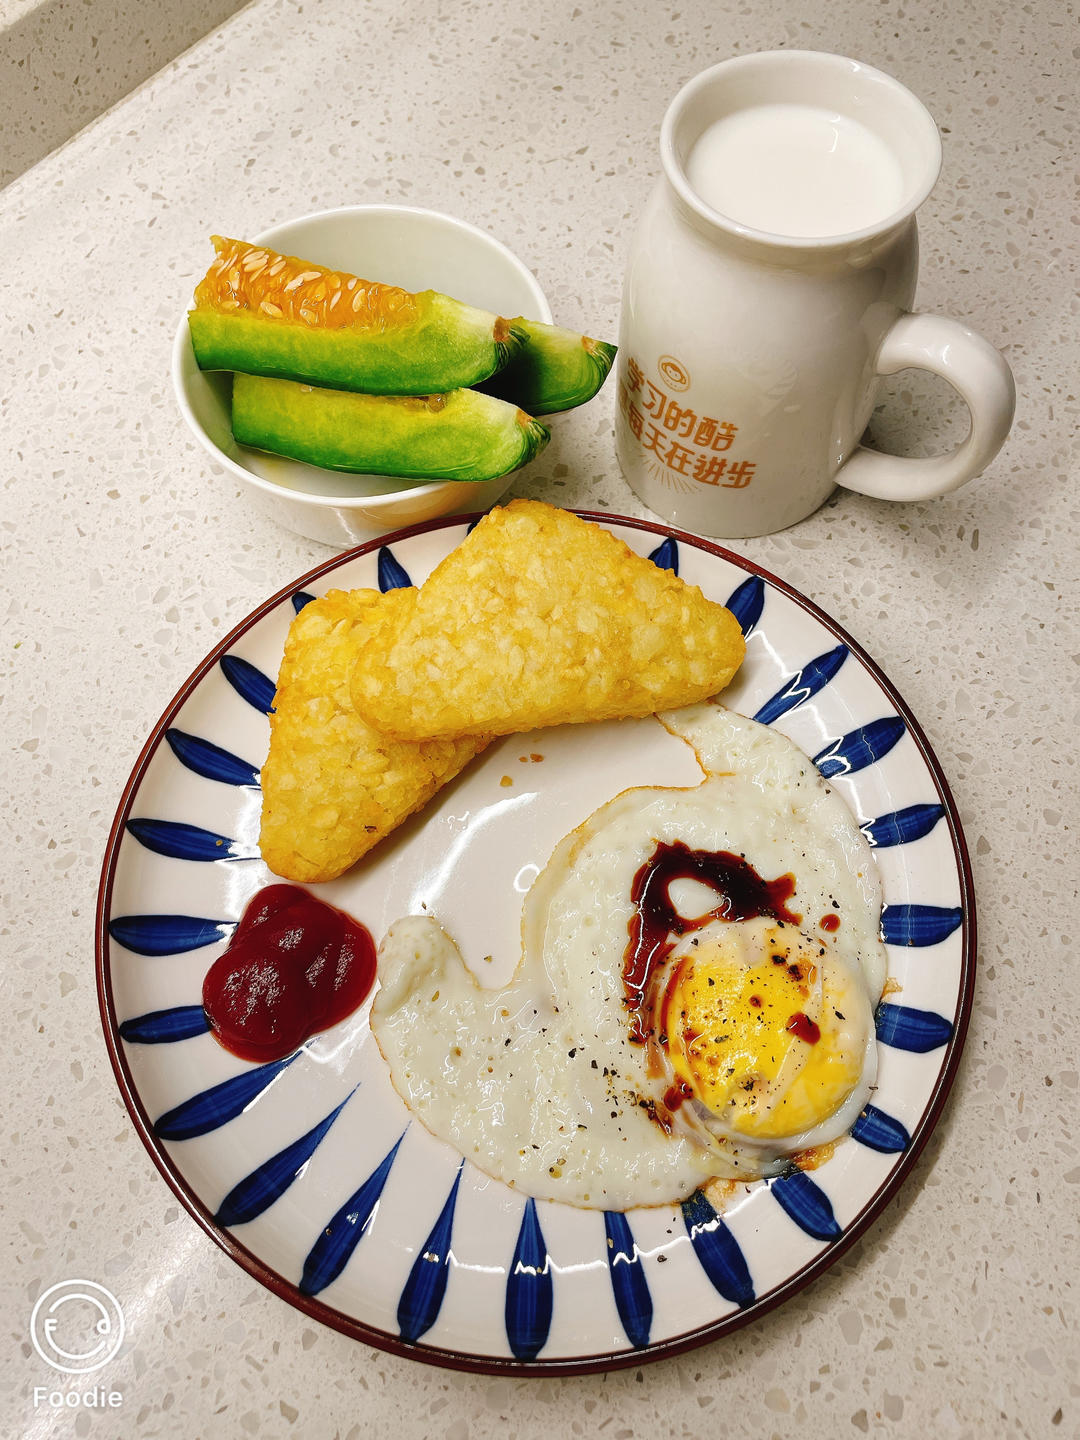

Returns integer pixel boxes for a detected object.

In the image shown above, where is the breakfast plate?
[96,512,974,1373]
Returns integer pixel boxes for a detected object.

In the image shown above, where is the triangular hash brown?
[350,500,745,741]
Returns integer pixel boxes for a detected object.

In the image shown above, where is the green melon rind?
[478,317,617,415]
[190,292,524,396]
[231,374,550,481]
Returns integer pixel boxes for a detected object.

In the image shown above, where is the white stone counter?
[1,0,1076,1435]
[0,0,250,186]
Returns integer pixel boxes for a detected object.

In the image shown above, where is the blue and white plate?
[97,512,974,1374]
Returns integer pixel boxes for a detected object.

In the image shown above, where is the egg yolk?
[661,919,866,1141]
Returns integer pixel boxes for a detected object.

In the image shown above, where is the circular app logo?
[658,355,691,392]
[30,1281,125,1374]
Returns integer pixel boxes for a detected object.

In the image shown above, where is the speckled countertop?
[0,0,249,186]
[1,0,1077,1435]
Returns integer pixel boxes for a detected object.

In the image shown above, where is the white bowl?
[172,205,552,548]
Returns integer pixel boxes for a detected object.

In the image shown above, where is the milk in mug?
[685,103,906,238]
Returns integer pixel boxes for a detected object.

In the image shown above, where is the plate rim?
[96,508,977,1376]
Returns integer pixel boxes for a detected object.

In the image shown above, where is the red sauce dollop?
[663,1080,693,1113]
[202,884,376,1063]
[786,1011,821,1045]
[819,912,841,932]
[624,840,801,1044]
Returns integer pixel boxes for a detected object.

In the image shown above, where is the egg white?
[371,705,888,1209]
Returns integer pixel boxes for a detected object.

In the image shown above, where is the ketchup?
[663,1080,693,1114]
[624,840,801,1044]
[786,1012,821,1045]
[819,912,841,933]
[202,884,376,1063]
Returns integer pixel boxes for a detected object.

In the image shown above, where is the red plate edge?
[95,508,977,1377]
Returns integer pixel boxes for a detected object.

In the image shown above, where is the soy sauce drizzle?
[624,840,801,1045]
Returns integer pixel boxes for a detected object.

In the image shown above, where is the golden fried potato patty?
[350,500,745,740]
[259,588,487,882]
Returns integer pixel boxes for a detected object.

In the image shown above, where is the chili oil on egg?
[370,704,888,1209]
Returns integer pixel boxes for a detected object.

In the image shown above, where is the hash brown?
[350,500,745,741]
[259,588,487,882]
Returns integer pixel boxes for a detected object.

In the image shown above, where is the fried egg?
[371,705,887,1209]
[654,916,878,1159]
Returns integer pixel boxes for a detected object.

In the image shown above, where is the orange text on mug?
[619,355,757,490]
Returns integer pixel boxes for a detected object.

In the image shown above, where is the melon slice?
[231,374,549,481]
[479,317,617,414]
[189,236,522,395]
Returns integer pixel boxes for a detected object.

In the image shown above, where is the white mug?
[614,51,1016,538]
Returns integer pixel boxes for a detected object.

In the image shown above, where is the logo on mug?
[657,355,691,392]
[29,1281,125,1374]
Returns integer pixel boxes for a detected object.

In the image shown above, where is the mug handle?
[835,313,1015,502]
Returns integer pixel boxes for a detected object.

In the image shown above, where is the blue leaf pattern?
[681,1191,754,1306]
[876,1002,953,1052]
[851,1104,911,1154]
[126,818,253,862]
[648,537,679,574]
[165,730,259,788]
[299,1135,405,1296]
[119,1006,210,1044]
[752,644,849,726]
[108,914,234,956]
[215,1092,355,1228]
[505,1199,553,1361]
[397,1165,464,1342]
[880,904,964,947]
[154,1053,299,1141]
[770,1171,842,1242]
[292,590,317,613]
[860,803,945,848]
[604,1211,652,1349]
[219,654,276,714]
[813,717,906,778]
[724,575,765,637]
[377,546,412,592]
